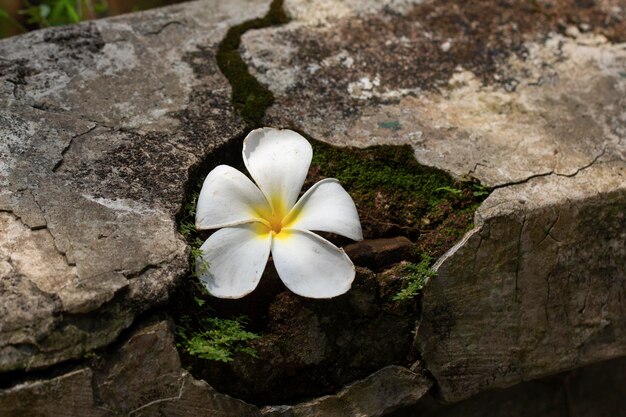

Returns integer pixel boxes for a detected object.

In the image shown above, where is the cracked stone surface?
[418,161,626,401]
[0,319,261,417]
[242,0,625,187]
[240,0,626,404]
[1,0,626,415]
[0,0,272,372]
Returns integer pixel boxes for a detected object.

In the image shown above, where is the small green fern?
[393,256,436,301]
[177,316,259,362]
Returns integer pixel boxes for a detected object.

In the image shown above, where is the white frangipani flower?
[195,128,363,299]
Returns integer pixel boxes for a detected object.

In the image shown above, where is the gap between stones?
[170,0,487,406]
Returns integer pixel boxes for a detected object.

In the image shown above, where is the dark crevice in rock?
[141,20,185,36]
[167,0,490,408]
[389,355,626,417]
[0,285,132,389]
[492,146,610,190]
[0,296,181,392]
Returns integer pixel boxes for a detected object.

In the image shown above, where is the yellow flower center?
[252,195,292,237]
[266,211,284,234]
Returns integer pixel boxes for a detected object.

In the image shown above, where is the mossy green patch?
[306,138,488,258]
[216,0,288,128]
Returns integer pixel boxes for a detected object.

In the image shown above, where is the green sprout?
[393,256,436,301]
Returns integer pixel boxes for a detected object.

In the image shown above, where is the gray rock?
[418,162,626,401]
[262,365,431,417]
[242,0,625,185]
[0,368,106,417]
[0,319,262,417]
[0,0,271,373]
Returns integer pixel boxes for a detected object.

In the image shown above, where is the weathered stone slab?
[0,319,262,417]
[0,368,105,417]
[0,0,271,373]
[240,0,626,404]
[242,0,625,187]
[262,365,432,417]
[392,355,626,417]
[418,162,626,401]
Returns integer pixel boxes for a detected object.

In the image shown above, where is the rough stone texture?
[391,355,626,417]
[0,368,105,417]
[262,365,432,417]
[197,266,418,405]
[1,0,625,415]
[242,0,625,187]
[0,319,262,417]
[0,0,271,372]
[241,0,626,404]
[418,162,626,401]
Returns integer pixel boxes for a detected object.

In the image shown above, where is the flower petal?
[195,165,271,230]
[284,178,363,241]
[271,229,355,298]
[242,128,313,216]
[197,224,272,299]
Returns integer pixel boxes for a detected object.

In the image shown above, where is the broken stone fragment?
[0,319,261,417]
[344,237,414,271]
[417,162,626,401]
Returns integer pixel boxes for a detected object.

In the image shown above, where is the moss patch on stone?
[306,139,488,259]
[216,0,288,127]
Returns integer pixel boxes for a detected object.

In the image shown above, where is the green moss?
[307,139,489,257]
[177,190,207,276]
[216,0,289,128]
[312,141,450,208]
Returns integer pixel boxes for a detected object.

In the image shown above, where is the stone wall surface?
[0,319,262,417]
[1,0,625,416]
[419,162,626,401]
[0,0,271,372]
